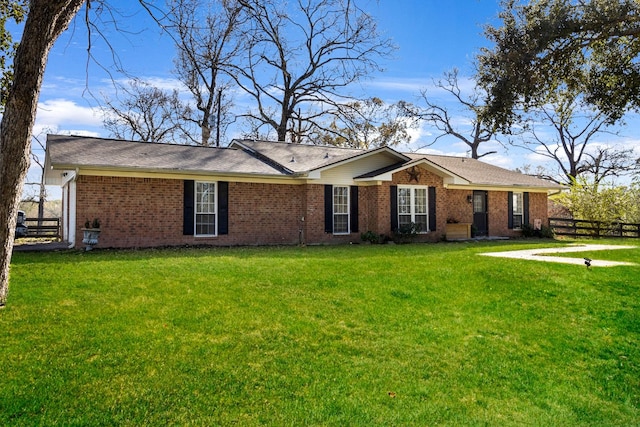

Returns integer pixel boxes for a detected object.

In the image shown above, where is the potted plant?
[81,218,101,251]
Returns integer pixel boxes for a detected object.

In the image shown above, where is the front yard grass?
[2,240,639,425]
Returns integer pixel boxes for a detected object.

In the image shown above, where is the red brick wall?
[360,184,388,236]
[72,174,551,248]
[488,191,510,237]
[74,176,306,248]
[489,191,550,237]
[75,176,180,248]
[529,192,550,228]
[227,182,305,245]
[445,190,474,224]
[303,184,361,244]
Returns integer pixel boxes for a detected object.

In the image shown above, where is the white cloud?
[35,99,104,136]
[362,77,431,95]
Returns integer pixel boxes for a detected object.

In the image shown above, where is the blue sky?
[26,0,639,198]
[35,1,502,131]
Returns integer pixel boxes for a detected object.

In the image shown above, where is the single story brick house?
[44,134,562,249]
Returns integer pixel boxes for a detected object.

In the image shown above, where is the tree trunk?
[0,0,84,306]
[38,175,46,228]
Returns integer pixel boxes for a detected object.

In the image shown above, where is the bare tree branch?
[401,69,501,159]
[512,92,633,185]
[102,78,193,143]
[232,0,395,141]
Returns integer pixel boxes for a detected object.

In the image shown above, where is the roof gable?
[230,139,410,179]
[230,139,369,173]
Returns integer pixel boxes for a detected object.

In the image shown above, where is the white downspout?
[61,170,77,248]
[62,185,68,241]
[68,180,76,249]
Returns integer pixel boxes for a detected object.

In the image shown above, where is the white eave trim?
[308,146,410,177]
[355,158,470,185]
[61,170,77,185]
[48,165,310,185]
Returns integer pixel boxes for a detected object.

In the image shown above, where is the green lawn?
[2,240,639,425]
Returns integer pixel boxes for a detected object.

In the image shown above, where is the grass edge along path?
[480,243,638,267]
[2,241,639,425]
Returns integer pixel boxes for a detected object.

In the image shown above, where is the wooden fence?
[549,217,640,239]
[24,217,61,239]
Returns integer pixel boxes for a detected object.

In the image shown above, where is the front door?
[473,190,488,237]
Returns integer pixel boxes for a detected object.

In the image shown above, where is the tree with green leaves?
[0,0,27,108]
[478,0,640,131]
[556,177,640,233]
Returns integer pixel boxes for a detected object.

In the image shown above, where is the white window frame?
[333,185,350,235]
[195,181,217,236]
[512,192,524,230]
[398,185,429,233]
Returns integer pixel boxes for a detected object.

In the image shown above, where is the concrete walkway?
[480,244,637,267]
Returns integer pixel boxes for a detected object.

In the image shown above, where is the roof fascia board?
[445,183,565,193]
[62,167,305,185]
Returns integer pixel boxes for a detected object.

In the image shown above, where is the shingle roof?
[230,139,366,173]
[45,135,562,190]
[406,153,562,189]
[46,135,286,176]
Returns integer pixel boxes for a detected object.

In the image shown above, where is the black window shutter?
[507,191,514,229]
[350,186,359,233]
[324,185,333,233]
[183,180,195,235]
[523,192,530,227]
[390,185,398,232]
[218,181,229,235]
[428,186,437,232]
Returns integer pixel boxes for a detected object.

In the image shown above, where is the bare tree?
[580,145,639,186]
[401,70,501,159]
[515,92,632,186]
[160,0,245,146]
[103,78,192,143]
[0,0,85,306]
[313,97,416,149]
[25,133,50,224]
[232,0,395,142]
